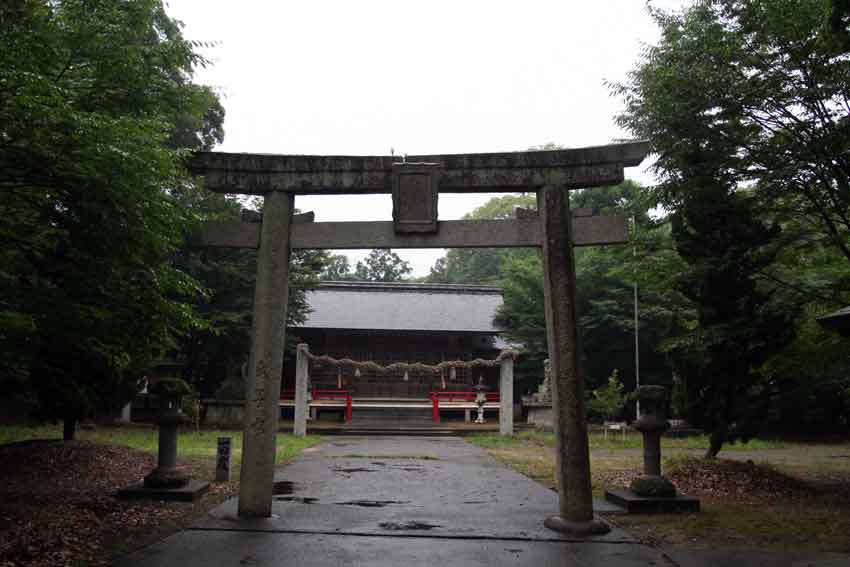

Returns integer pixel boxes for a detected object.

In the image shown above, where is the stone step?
[351,407,432,422]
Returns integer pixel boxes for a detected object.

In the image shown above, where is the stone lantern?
[118,378,209,501]
[144,379,192,489]
[604,385,700,513]
[629,385,676,497]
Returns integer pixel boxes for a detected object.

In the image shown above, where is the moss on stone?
[630,475,677,497]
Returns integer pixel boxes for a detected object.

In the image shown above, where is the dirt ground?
[0,440,237,567]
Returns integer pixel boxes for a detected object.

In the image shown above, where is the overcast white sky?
[166,0,690,276]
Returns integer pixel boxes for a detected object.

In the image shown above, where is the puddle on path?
[333,467,377,473]
[379,521,441,531]
[336,500,409,508]
[272,480,298,495]
[274,496,319,504]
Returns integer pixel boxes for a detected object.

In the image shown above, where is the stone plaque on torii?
[190,141,649,535]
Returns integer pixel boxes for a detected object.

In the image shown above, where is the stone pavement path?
[118,436,674,566]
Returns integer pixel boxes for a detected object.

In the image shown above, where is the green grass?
[0,424,322,471]
[468,429,788,451]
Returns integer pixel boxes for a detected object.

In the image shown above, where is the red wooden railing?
[280,388,353,422]
[429,391,500,423]
[313,389,353,423]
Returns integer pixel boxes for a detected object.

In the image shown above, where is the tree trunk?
[704,424,726,459]
[63,418,77,441]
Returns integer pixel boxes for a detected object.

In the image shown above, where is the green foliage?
[761,306,850,433]
[826,0,850,49]
[614,0,850,273]
[321,254,354,280]
[493,182,684,399]
[173,187,329,398]
[611,1,850,454]
[587,370,627,421]
[494,253,547,379]
[354,249,412,282]
[0,0,223,430]
[666,181,793,457]
[426,194,536,284]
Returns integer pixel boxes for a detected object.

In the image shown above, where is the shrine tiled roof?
[296,281,505,334]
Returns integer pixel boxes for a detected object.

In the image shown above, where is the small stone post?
[500,356,514,436]
[238,191,293,518]
[294,344,309,437]
[539,186,609,536]
[630,385,676,497]
[216,437,232,482]
[119,402,132,423]
[144,379,191,489]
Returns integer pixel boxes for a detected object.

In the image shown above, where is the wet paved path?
[119,436,674,566]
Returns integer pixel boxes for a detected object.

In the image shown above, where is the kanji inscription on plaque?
[392,163,440,233]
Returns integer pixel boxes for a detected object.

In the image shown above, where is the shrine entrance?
[190,142,649,535]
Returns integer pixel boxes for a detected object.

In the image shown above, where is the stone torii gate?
[190,142,649,535]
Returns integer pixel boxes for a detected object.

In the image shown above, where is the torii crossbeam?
[190,141,650,535]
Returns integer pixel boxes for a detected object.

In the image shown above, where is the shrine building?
[283,280,509,399]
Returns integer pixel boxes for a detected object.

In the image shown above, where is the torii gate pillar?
[238,191,293,517]
[539,185,608,535]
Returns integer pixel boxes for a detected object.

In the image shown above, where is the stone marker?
[499,357,514,436]
[294,343,310,437]
[216,437,232,482]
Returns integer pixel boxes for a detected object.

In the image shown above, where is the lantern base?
[605,489,700,514]
[117,479,210,502]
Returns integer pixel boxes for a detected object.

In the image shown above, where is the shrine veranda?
[191,142,649,534]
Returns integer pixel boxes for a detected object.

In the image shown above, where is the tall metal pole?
[633,215,640,420]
